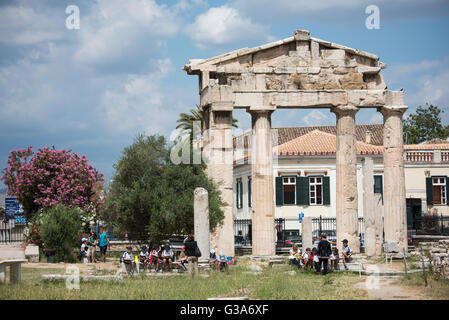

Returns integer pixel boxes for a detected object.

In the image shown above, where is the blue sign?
[298,212,304,223]
[14,215,26,224]
[5,197,20,221]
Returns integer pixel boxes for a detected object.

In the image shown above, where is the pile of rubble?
[413,240,449,279]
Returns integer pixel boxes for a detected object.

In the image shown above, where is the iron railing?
[415,215,449,236]
[235,216,365,248]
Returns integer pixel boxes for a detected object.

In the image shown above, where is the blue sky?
[1,0,449,184]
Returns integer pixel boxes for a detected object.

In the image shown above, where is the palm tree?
[176,105,238,138]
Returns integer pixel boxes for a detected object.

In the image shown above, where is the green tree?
[39,205,83,262]
[176,105,238,138]
[403,104,449,144]
[107,134,224,242]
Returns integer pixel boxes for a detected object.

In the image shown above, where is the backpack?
[194,245,201,257]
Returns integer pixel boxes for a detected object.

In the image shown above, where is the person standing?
[317,233,332,275]
[98,226,110,263]
[87,230,98,263]
[184,234,199,277]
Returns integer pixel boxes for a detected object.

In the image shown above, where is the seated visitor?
[302,248,312,267]
[162,245,174,271]
[150,244,160,272]
[330,247,340,271]
[177,251,188,272]
[341,239,353,270]
[139,245,150,270]
[122,246,135,275]
[217,252,228,271]
[288,243,301,268]
[208,249,218,270]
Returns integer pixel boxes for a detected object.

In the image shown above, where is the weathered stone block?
[383,240,399,253]
[321,49,346,60]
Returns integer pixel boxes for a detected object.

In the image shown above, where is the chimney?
[365,130,372,144]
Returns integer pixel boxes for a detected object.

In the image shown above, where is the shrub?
[40,205,83,262]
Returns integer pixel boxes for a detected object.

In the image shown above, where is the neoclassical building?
[233,125,449,239]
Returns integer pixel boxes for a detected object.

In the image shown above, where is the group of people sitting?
[208,249,231,271]
[289,233,353,275]
[121,244,177,274]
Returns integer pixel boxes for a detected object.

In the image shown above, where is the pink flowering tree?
[1,146,104,218]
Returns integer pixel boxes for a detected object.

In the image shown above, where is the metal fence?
[0,220,27,244]
[235,216,365,248]
[415,215,449,236]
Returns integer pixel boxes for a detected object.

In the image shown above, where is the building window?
[283,177,296,205]
[433,177,447,205]
[248,177,252,208]
[236,178,243,209]
[309,176,323,205]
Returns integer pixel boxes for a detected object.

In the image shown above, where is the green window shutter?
[297,177,309,206]
[374,175,383,194]
[248,179,252,208]
[323,176,330,205]
[236,180,243,209]
[426,177,433,206]
[446,176,449,206]
[275,177,283,206]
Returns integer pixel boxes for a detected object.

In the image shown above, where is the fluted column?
[203,103,234,257]
[379,105,408,252]
[247,108,275,256]
[332,105,360,253]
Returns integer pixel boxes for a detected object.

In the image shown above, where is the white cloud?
[100,58,181,135]
[303,110,330,126]
[74,0,179,66]
[0,6,63,45]
[186,5,271,49]
[232,0,449,24]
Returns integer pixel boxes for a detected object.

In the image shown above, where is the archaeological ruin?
[183,30,408,257]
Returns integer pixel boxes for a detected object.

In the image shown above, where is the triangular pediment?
[184,30,387,91]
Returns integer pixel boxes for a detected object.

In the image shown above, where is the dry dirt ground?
[354,278,430,300]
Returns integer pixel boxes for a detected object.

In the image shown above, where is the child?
[177,251,188,272]
[341,239,352,270]
[289,243,301,268]
[302,248,312,268]
[208,249,218,271]
[330,247,340,271]
[139,245,149,271]
[122,246,135,275]
[150,244,160,272]
[80,238,89,263]
[311,247,319,272]
[217,252,228,271]
[162,245,174,271]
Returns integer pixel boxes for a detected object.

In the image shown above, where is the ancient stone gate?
[184,30,407,256]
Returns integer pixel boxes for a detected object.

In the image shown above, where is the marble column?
[203,104,235,257]
[362,157,383,256]
[301,217,313,253]
[194,187,210,260]
[248,108,275,256]
[332,105,360,253]
[379,105,408,252]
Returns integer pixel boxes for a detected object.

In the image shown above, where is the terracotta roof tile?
[273,130,383,156]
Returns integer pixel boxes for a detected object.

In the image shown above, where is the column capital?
[377,105,408,117]
[246,105,276,115]
[210,101,234,112]
[331,105,359,117]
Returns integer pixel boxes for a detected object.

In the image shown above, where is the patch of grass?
[249,266,368,300]
[394,273,449,300]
